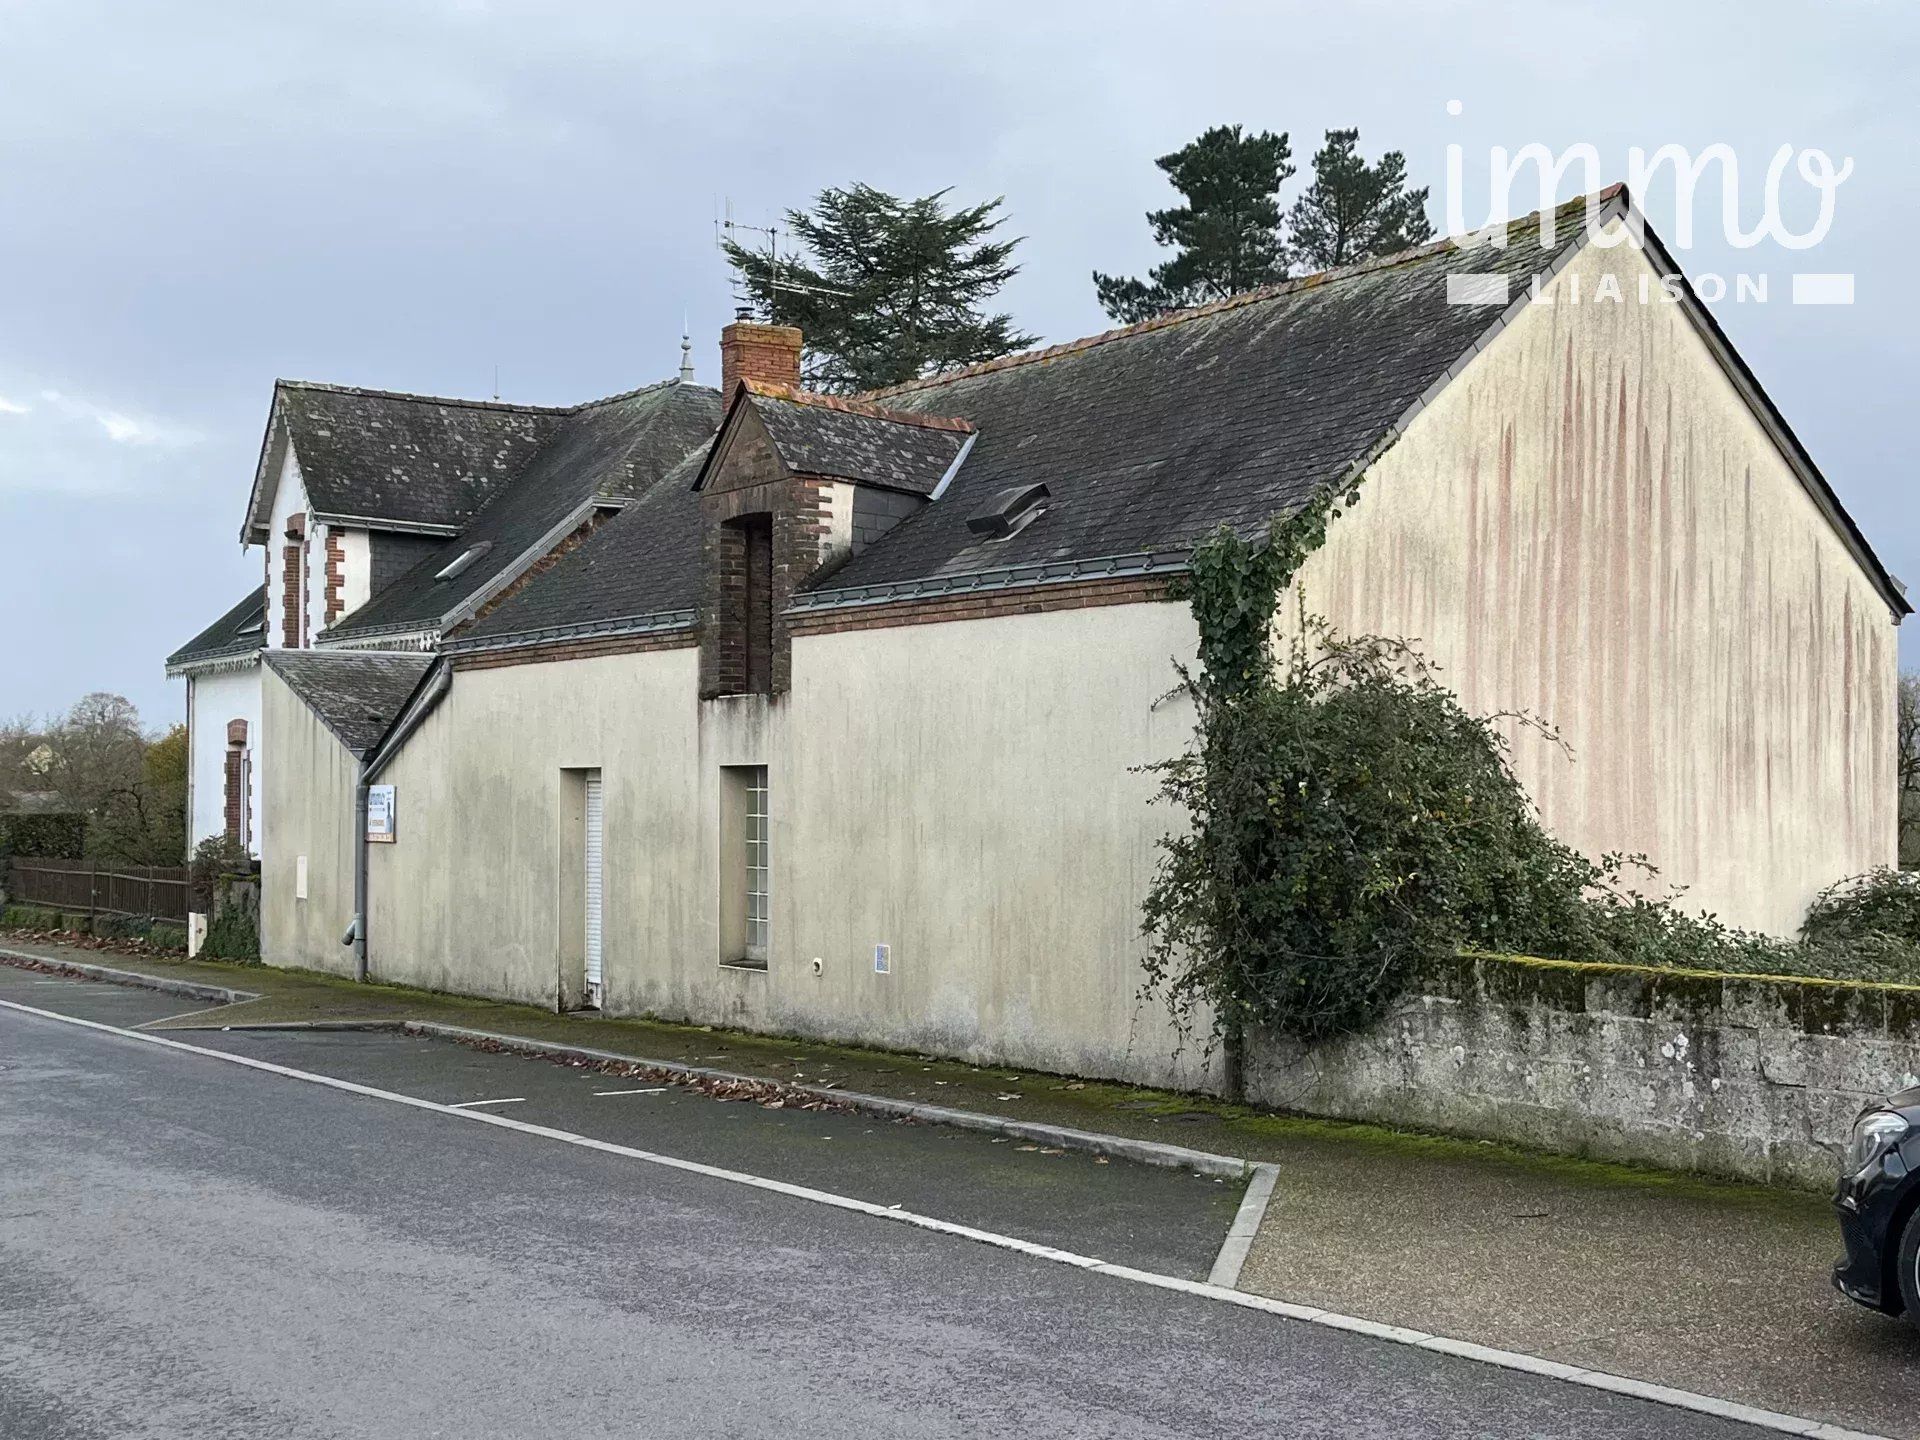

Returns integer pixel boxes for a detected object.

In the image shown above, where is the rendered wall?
[186,664,261,855]
[1297,233,1901,935]
[259,668,359,976]
[1246,953,1920,1189]
[363,601,1219,1091]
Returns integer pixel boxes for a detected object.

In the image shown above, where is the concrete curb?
[212,1020,401,1032]
[404,1021,1256,1179]
[0,948,259,1007]
[1206,1163,1280,1288]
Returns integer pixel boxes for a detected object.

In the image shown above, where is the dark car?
[1834,1084,1920,1320]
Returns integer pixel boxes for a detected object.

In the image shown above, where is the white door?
[583,771,604,1008]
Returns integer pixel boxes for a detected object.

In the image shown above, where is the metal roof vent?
[965,483,1050,540]
[435,541,493,582]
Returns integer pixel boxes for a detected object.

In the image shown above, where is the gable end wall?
[1298,233,1899,935]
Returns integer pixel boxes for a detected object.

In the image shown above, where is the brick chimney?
[720,320,803,396]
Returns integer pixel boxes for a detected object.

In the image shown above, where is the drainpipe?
[347,773,372,982]
[343,660,451,983]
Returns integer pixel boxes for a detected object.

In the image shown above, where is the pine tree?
[1093,126,1294,324]
[723,184,1036,394]
[1286,129,1433,273]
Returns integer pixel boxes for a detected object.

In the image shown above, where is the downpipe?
[343,659,451,984]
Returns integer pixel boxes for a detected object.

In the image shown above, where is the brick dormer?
[692,365,974,700]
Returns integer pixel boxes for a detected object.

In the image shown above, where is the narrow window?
[720,764,770,968]
[743,766,769,962]
[742,515,773,695]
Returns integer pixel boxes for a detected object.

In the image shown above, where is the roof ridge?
[862,185,1625,403]
[573,376,719,412]
[740,378,973,433]
[275,378,574,416]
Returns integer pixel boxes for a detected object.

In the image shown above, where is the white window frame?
[743,766,769,963]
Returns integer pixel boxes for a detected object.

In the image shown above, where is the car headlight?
[1844,1110,1910,1177]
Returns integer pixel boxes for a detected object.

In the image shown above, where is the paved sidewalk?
[5,934,1916,1437]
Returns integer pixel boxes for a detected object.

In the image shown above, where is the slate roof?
[355,188,1914,650]
[264,650,436,755]
[451,449,706,647]
[724,383,973,496]
[166,586,267,673]
[324,379,721,643]
[249,384,569,541]
[812,205,1595,592]
[464,202,1595,643]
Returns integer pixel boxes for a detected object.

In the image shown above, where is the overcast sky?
[0,0,1912,728]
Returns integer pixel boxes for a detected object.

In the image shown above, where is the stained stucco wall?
[186,664,261,855]
[259,668,359,976]
[362,601,1217,1091]
[1297,233,1901,935]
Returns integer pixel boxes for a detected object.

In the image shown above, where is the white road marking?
[446,1097,526,1109]
[1206,1162,1279,1289]
[0,996,1886,1440]
[594,1087,669,1097]
[137,995,265,1030]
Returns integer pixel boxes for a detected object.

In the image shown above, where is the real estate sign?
[367,784,397,843]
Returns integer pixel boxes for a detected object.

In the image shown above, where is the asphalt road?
[1,982,1780,1438]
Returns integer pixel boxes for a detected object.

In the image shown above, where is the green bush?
[0,813,86,860]
[147,921,187,953]
[202,905,260,963]
[190,833,255,911]
[1802,869,1920,949]
[1,904,62,931]
[56,912,91,935]
[1142,518,1920,1054]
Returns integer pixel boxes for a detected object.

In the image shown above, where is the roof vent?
[434,541,493,582]
[966,483,1050,540]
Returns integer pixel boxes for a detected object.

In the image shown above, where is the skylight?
[435,541,493,582]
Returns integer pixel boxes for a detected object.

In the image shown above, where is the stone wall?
[1245,953,1920,1190]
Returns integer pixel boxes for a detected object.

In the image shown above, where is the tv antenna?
[715,196,851,324]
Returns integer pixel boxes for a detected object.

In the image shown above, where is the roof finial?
[679,320,695,384]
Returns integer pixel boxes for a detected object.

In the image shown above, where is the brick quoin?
[222,719,249,841]
[323,531,346,626]
[282,513,307,648]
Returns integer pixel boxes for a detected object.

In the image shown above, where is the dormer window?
[435,541,493,582]
[966,483,1050,541]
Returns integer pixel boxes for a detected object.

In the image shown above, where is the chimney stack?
[720,321,803,397]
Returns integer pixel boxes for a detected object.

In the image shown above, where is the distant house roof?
[244,383,571,544]
[264,650,436,756]
[706,382,973,497]
[322,379,722,645]
[166,586,267,675]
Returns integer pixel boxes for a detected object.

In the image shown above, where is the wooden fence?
[4,858,190,923]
